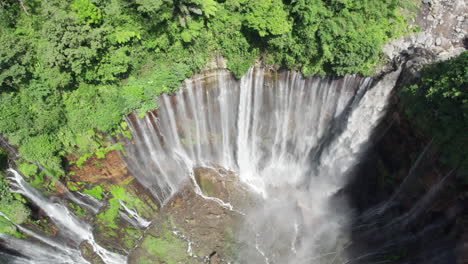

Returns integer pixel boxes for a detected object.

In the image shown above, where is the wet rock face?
[195,167,227,198]
[344,1,467,260]
[69,150,131,186]
[80,241,104,264]
[194,167,257,209]
[129,168,255,264]
[347,106,467,263]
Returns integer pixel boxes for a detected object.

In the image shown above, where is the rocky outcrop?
[80,241,105,264]
[128,167,255,264]
[194,167,257,209]
[383,0,466,62]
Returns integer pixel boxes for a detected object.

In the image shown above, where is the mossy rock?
[131,222,192,264]
[80,241,105,264]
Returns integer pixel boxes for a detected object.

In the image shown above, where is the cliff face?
[347,68,467,263]
[345,1,467,262]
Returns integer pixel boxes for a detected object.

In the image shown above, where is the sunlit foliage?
[0,0,413,176]
[401,52,468,175]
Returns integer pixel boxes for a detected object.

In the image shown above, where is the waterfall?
[0,169,127,264]
[124,67,401,263]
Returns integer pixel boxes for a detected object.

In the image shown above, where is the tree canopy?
[401,51,468,176]
[0,0,414,174]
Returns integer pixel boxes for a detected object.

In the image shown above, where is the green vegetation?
[0,172,30,237]
[73,143,125,169]
[0,153,31,237]
[26,218,55,236]
[97,185,147,228]
[401,52,468,177]
[17,162,38,178]
[17,161,58,192]
[83,185,105,200]
[223,227,237,258]
[0,0,415,178]
[68,202,87,217]
[196,173,217,196]
[91,180,157,250]
[137,227,190,264]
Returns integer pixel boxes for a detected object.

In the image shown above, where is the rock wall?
[345,1,467,262]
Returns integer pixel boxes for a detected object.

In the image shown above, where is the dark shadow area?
[343,99,467,264]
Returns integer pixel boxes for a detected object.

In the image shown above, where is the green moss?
[76,153,93,169]
[27,171,57,193]
[0,217,17,236]
[97,186,127,228]
[107,228,118,238]
[223,227,237,258]
[83,185,104,200]
[123,177,134,185]
[16,162,57,193]
[122,228,142,249]
[95,143,123,159]
[92,180,158,250]
[97,185,152,229]
[197,176,216,197]
[97,200,120,229]
[95,216,143,250]
[74,143,126,169]
[68,202,86,217]
[30,172,45,188]
[136,257,154,264]
[110,122,132,141]
[0,198,31,237]
[18,162,38,179]
[140,230,189,264]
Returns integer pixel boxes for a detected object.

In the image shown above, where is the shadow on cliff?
[343,48,467,264]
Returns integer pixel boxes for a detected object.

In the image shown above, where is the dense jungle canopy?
[0,0,416,174]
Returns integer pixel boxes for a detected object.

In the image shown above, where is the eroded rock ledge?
[383,0,466,62]
[128,167,257,264]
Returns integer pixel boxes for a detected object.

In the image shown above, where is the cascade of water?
[123,67,400,263]
[0,211,89,264]
[0,169,127,264]
[0,233,89,264]
[118,200,151,228]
